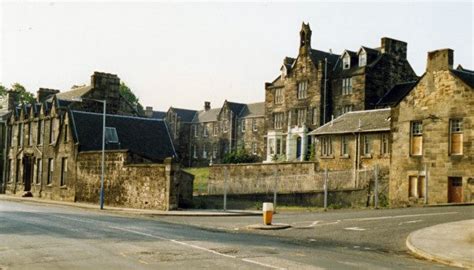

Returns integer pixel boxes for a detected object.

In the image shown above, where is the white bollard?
[263,202,274,225]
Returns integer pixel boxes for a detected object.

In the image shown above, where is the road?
[0,200,471,269]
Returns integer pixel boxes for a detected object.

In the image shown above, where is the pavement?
[0,194,260,216]
[406,219,474,269]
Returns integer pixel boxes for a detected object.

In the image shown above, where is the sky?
[1,1,472,111]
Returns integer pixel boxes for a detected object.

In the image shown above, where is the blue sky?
[1,1,472,111]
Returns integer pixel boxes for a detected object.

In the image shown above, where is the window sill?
[410,154,423,158]
[340,154,350,159]
[361,154,372,159]
[60,185,67,189]
[320,155,334,159]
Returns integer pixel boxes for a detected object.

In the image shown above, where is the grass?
[183,167,209,194]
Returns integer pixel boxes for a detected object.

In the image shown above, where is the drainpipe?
[1,120,6,194]
[229,111,233,152]
[323,58,328,124]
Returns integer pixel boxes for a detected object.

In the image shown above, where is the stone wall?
[76,151,193,210]
[208,162,379,195]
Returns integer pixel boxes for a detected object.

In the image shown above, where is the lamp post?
[72,98,106,210]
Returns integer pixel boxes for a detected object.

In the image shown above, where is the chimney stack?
[426,49,453,72]
[381,37,407,60]
[7,90,19,111]
[204,101,211,111]
[37,88,60,103]
[145,106,153,117]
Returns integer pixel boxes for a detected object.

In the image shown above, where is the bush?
[222,149,260,164]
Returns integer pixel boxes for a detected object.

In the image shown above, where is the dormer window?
[343,54,351,70]
[359,51,367,66]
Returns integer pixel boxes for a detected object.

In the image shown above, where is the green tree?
[222,148,260,164]
[0,83,35,104]
[119,82,144,115]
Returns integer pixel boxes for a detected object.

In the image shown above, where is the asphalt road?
[0,201,471,269]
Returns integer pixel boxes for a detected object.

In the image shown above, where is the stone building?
[2,72,193,210]
[165,106,198,167]
[309,108,391,172]
[389,49,474,206]
[264,23,417,163]
[186,101,265,167]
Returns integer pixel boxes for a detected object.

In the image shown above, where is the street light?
[72,97,106,210]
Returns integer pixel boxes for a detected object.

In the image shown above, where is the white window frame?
[297,81,308,99]
[343,54,351,70]
[252,119,257,131]
[359,51,367,66]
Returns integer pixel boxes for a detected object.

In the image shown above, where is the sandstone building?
[2,72,193,210]
[389,49,474,205]
[263,23,417,163]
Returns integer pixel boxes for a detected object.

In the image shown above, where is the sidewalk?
[406,219,474,269]
[0,195,260,217]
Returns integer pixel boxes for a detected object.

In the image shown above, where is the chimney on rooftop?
[145,106,153,118]
[426,49,453,72]
[204,101,211,111]
[381,37,407,60]
[37,88,60,103]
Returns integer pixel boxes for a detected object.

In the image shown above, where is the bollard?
[262,202,274,225]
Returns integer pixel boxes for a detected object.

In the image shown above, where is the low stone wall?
[208,162,375,195]
[76,151,193,210]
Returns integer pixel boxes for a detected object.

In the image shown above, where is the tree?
[222,148,260,164]
[119,82,144,114]
[0,83,35,104]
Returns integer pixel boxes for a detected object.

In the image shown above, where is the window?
[252,119,257,131]
[223,120,229,133]
[27,123,32,146]
[321,137,332,157]
[297,108,307,126]
[105,127,119,143]
[410,121,423,156]
[409,175,425,198]
[36,159,42,185]
[449,119,463,155]
[359,51,367,66]
[64,124,68,143]
[202,145,207,159]
[342,78,353,95]
[341,136,348,156]
[213,123,219,136]
[343,54,350,69]
[203,124,208,137]
[312,108,318,125]
[49,119,54,144]
[18,123,23,147]
[37,120,43,145]
[342,105,353,114]
[194,125,198,137]
[276,138,282,155]
[273,113,284,129]
[252,142,258,155]
[381,134,390,155]
[193,145,197,158]
[16,159,21,183]
[241,119,246,132]
[274,88,283,104]
[297,81,308,99]
[362,135,371,156]
[60,158,67,186]
[47,158,54,185]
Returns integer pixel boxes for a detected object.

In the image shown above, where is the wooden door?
[448,177,463,203]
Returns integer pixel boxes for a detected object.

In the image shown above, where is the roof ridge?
[71,110,165,122]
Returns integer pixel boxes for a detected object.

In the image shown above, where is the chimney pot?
[204,101,211,111]
[427,49,453,72]
[145,106,153,117]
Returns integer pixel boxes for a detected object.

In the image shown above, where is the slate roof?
[227,101,246,115]
[309,49,340,66]
[309,108,391,135]
[151,111,166,120]
[376,81,418,107]
[172,108,197,123]
[360,46,380,55]
[239,102,265,118]
[70,111,176,162]
[192,108,221,123]
[55,85,93,101]
[451,68,474,88]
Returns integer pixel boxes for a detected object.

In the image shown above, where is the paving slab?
[406,219,474,269]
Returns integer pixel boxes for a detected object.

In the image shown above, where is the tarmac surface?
[407,219,474,268]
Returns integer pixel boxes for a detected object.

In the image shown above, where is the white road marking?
[109,226,283,269]
[344,227,366,231]
[398,220,423,226]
